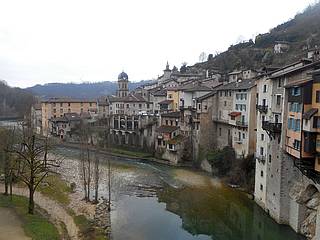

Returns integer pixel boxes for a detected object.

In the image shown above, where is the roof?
[196,91,217,101]
[270,60,319,79]
[284,79,312,88]
[152,89,167,96]
[183,85,212,92]
[161,111,180,118]
[64,113,81,121]
[156,125,179,133]
[42,98,97,103]
[107,93,148,103]
[33,103,41,110]
[303,108,318,120]
[159,99,173,105]
[216,79,256,91]
[229,112,241,117]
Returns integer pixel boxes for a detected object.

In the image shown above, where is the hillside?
[26,80,153,99]
[193,2,320,73]
[0,80,35,118]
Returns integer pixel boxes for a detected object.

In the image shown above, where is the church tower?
[117,71,129,98]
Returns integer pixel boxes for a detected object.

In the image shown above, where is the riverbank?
[0,194,59,240]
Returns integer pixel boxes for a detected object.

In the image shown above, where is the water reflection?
[55,147,305,240]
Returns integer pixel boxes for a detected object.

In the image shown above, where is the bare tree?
[199,52,207,62]
[14,131,60,214]
[93,149,100,203]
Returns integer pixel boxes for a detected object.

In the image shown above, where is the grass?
[73,214,108,240]
[38,175,108,240]
[38,174,72,205]
[109,147,153,158]
[0,194,60,240]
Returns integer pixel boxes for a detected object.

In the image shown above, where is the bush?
[207,146,235,177]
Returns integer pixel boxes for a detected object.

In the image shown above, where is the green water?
[57,147,305,240]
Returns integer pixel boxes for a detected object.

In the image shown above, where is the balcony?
[256,105,268,114]
[236,120,248,127]
[295,158,320,184]
[262,121,282,133]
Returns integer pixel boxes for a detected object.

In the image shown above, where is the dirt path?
[0,207,31,240]
[0,184,80,240]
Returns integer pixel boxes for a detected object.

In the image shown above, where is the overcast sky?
[0,0,316,88]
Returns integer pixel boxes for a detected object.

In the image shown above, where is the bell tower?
[117,71,129,98]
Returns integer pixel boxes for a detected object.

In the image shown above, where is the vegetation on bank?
[0,194,60,240]
[207,146,255,192]
[39,174,108,240]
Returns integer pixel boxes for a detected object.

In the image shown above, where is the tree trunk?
[28,187,34,214]
[107,157,111,212]
[94,151,99,203]
[9,173,13,201]
[86,146,91,201]
[4,153,9,195]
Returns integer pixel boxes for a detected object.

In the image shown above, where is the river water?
[56,147,305,240]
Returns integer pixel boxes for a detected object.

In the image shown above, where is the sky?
[0,0,317,88]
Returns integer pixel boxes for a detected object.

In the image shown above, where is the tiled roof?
[229,112,241,117]
[159,99,173,105]
[107,93,148,103]
[303,108,318,120]
[153,89,167,96]
[284,79,312,88]
[156,125,179,133]
[216,79,256,91]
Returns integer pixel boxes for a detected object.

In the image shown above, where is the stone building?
[41,98,97,136]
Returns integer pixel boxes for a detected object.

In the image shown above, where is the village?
[29,45,320,239]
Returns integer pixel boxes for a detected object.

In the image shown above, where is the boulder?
[306,192,320,210]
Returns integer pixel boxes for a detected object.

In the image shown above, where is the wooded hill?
[193,2,320,73]
[0,80,35,118]
[26,80,153,99]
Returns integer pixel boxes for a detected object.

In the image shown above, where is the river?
[56,147,305,240]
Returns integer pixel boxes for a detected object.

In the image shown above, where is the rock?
[300,211,316,239]
[306,192,320,210]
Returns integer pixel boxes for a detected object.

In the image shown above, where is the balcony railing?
[256,105,268,113]
[295,159,320,184]
[236,120,248,127]
[262,121,282,133]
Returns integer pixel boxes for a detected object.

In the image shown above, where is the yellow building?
[41,98,97,136]
[166,88,180,111]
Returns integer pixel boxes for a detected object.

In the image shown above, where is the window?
[229,91,232,97]
[276,95,281,105]
[168,94,172,99]
[225,91,228,97]
[269,155,272,163]
[219,128,222,136]
[261,171,264,177]
[219,91,222,97]
[291,87,301,96]
[89,103,92,107]
[224,101,227,107]
[314,116,320,128]
[260,147,264,156]
[260,184,263,191]
[261,134,264,141]
[204,105,207,110]
[68,103,71,107]
[60,103,63,107]
[295,119,301,131]
[170,120,173,126]
[316,91,320,103]
[81,108,83,113]
[68,108,71,113]
[278,78,282,88]
[242,133,245,139]
[81,102,83,107]
[198,104,201,110]
[60,109,63,113]
[53,109,56,113]
[147,104,150,109]
[139,104,142,109]
[166,120,168,125]
[263,85,267,93]
[127,104,129,108]
[293,140,301,150]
